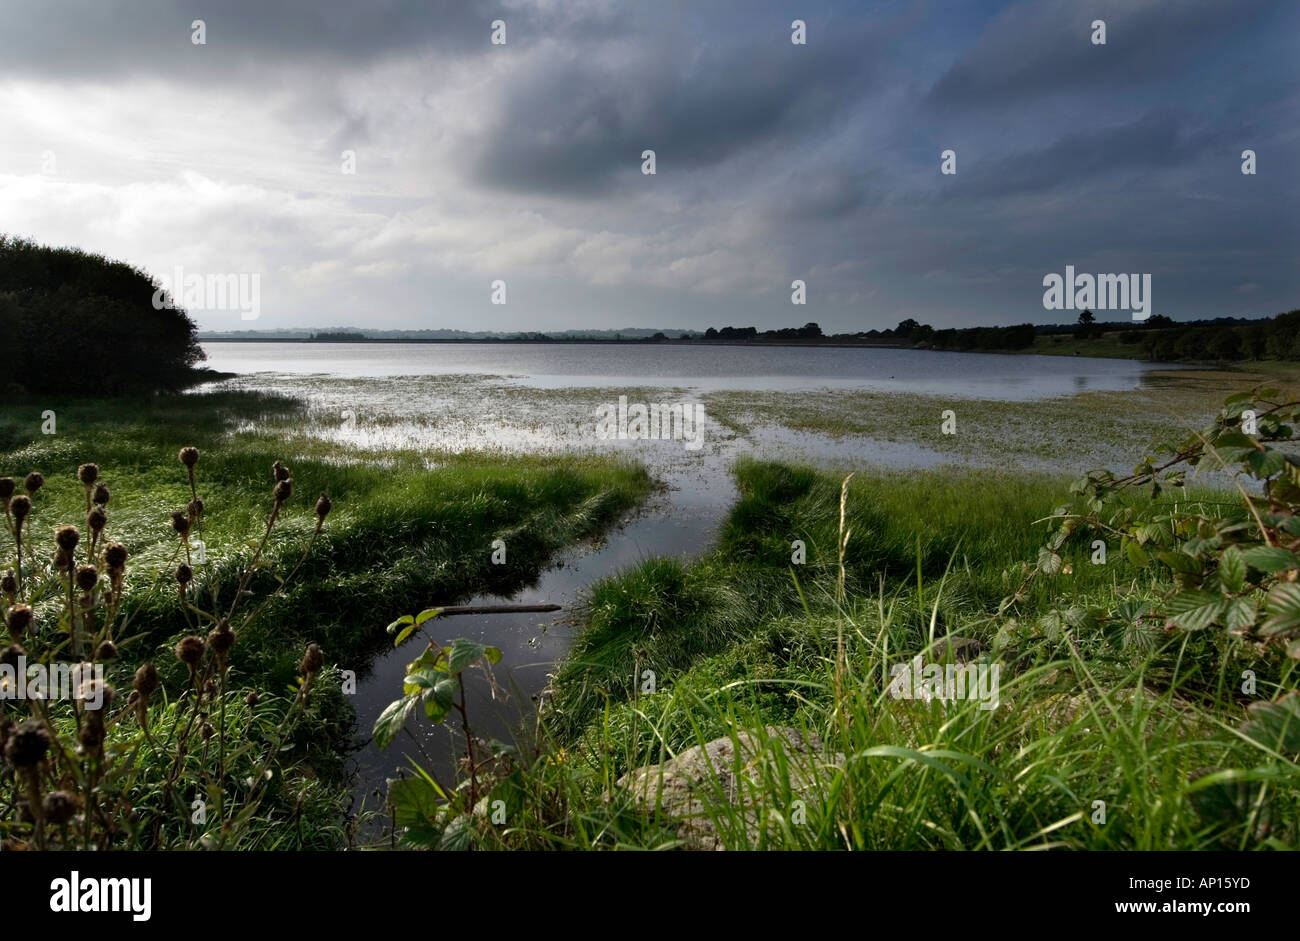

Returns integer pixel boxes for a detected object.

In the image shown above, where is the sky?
[0,0,1296,333]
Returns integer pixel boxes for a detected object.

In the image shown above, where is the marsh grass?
[466,458,1297,850]
[0,389,652,849]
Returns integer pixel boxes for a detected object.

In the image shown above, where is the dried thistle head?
[298,642,324,677]
[5,719,50,767]
[93,640,117,661]
[175,563,193,586]
[86,505,107,534]
[74,564,98,593]
[1,644,24,669]
[1,571,15,599]
[170,510,190,538]
[10,495,31,526]
[77,463,99,486]
[104,542,128,569]
[273,478,293,504]
[132,662,160,698]
[207,620,235,654]
[187,497,204,520]
[174,635,205,667]
[6,604,33,639]
[23,472,43,494]
[179,446,200,469]
[315,492,332,521]
[92,481,110,506]
[245,691,259,707]
[54,525,80,553]
[272,460,290,482]
[42,790,80,826]
[0,477,13,501]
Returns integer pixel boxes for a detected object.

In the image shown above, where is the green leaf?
[1238,693,1300,755]
[1125,540,1149,569]
[1219,545,1246,593]
[1261,583,1300,638]
[1166,590,1225,632]
[394,623,417,647]
[1159,551,1202,576]
[1241,545,1300,573]
[415,607,442,625]
[421,677,458,723]
[1223,597,1258,631]
[385,614,414,636]
[387,775,440,829]
[373,695,419,749]
[446,637,491,675]
[438,814,475,851]
[1246,449,1286,478]
[1037,547,1063,576]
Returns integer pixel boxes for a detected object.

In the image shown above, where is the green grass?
[482,459,1298,850]
[0,389,653,848]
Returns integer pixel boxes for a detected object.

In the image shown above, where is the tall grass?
[478,459,1297,850]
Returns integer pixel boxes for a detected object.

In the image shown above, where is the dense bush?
[0,235,204,394]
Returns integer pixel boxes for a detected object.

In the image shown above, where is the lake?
[202,341,1172,399]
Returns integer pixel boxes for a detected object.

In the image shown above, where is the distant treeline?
[692,310,1300,362]
[0,235,204,394]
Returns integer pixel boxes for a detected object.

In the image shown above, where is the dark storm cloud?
[0,0,626,80]
[926,0,1286,110]
[469,21,876,195]
[950,108,1217,200]
[0,0,1295,331]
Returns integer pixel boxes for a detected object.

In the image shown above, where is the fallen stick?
[431,603,562,616]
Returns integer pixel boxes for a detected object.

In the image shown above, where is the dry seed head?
[0,477,13,500]
[42,790,79,826]
[273,478,292,504]
[175,635,205,666]
[187,497,204,520]
[1,644,24,669]
[104,542,128,568]
[0,571,15,597]
[54,526,80,552]
[133,662,160,697]
[74,564,98,592]
[86,505,107,533]
[272,460,290,482]
[10,495,31,525]
[5,719,50,767]
[207,620,235,654]
[23,472,43,494]
[92,481,110,505]
[179,446,200,468]
[316,492,332,520]
[170,510,190,537]
[94,640,117,661]
[6,605,33,639]
[175,563,193,585]
[298,642,324,676]
[77,463,99,485]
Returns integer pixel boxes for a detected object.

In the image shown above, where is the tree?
[1075,309,1097,339]
[0,235,204,394]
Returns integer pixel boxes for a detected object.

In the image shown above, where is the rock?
[615,726,840,850]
